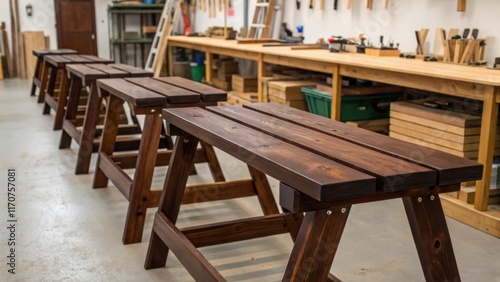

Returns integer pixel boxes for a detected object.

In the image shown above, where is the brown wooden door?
[54,0,98,55]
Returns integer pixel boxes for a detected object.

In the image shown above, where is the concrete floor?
[0,78,499,282]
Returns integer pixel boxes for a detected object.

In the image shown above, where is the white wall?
[1,0,499,62]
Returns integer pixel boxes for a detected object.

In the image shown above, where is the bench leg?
[403,195,460,282]
[145,134,200,269]
[123,113,163,244]
[283,206,351,282]
[53,71,69,130]
[43,67,58,114]
[200,141,225,182]
[60,75,83,149]
[37,63,49,103]
[30,58,42,96]
[93,95,122,188]
[76,83,102,174]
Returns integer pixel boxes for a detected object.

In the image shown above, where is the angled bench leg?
[53,71,69,130]
[76,83,103,174]
[123,113,164,244]
[37,63,49,103]
[59,75,83,149]
[283,206,351,282]
[200,141,226,182]
[403,195,460,282]
[93,95,122,188]
[43,67,58,114]
[31,59,42,96]
[145,134,200,270]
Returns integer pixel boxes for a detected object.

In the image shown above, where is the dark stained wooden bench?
[93,77,275,245]
[145,103,483,281]
[43,54,113,130]
[31,49,77,102]
[60,63,153,174]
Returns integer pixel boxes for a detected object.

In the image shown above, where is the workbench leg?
[123,113,163,244]
[475,86,499,210]
[76,83,102,174]
[93,95,122,188]
[330,64,342,121]
[403,195,460,282]
[257,53,265,102]
[205,51,212,83]
[53,71,69,130]
[59,75,82,149]
[145,135,199,269]
[283,206,351,281]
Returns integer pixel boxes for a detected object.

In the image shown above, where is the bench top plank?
[45,54,113,68]
[85,64,129,78]
[109,64,153,77]
[33,48,77,57]
[155,77,227,102]
[244,103,483,185]
[67,64,110,81]
[208,106,436,191]
[125,77,201,104]
[97,78,167,107]
[163,107,376,201]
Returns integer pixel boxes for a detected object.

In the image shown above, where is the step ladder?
[145,0,182,77]
[247,0,277,39]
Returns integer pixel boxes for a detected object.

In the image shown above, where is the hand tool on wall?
[383,0,388,9]
[346,0,352,9]
[320,0,325,10]
[366,0,373,10]
[297,0,301,9]
[462,28,470,39]
[218,0,222,12]
[334,0,338,10]
[457,0,466,12]
[310,0,314,9]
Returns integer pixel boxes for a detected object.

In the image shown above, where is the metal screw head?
[418,197,423,203]
[341,208,346,213]
[326,210,332,215]
[430,195,435,201]
[150,109,156,113]
[183,138,189,143]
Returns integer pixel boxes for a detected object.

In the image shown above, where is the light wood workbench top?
[168,36,500,87]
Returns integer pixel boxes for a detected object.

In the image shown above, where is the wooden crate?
[389,101,500,159]
[346,118,389,134]
[232,74,257,93]
[268,80,317,100]
[211,77,232,91]
[261,75,297,102]
[268,96,308,111]
[227,91,257,106]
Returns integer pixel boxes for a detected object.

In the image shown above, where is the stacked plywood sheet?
[389,101,500,159]
[267,80,317,111]
[260,75,298,102]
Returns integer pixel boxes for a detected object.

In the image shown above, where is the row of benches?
[30,48,483,281]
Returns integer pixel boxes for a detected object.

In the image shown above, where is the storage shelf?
[110,38,154,44]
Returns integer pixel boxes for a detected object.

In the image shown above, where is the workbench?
[167,35,500,238]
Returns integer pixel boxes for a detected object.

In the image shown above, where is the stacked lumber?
[205,26,237,39]
[211,58,238,91]
[268,80,317,111]
[260,75,297,102]
[232,75,257,92]
[227,91,259,106]
[389,101,500,159]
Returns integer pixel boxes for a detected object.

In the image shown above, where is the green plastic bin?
[301,87,401,121]
[190,63,205,82]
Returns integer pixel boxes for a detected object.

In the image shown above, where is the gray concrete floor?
[0,78,499,282]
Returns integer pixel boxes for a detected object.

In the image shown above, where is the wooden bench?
[94,77,259,245]
[60,63,153,174]
[145,103,483,281]
[43,54,113,130]
[31,49,78,102]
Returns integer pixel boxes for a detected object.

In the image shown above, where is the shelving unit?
[107,3,164,67]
